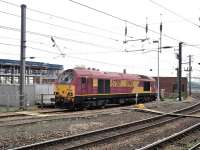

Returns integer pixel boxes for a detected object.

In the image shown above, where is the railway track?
[0,109,70,127]
[0,108,68,119]
[137,122,200,150]
[0,106,133,127]
[10,101,200,150]
[189,142,200,150]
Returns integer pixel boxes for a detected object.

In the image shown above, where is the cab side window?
[144,81,150,91]
[81,77,86,84]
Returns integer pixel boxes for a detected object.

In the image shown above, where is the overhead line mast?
[19,4,26,110]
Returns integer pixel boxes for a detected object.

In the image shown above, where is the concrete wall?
[0,84,55,106]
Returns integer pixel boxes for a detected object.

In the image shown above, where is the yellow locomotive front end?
[55,84,75,101]
[54,69,75,108]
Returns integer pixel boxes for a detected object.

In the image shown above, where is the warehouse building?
[155,77,188,98]
[0,59,63,84]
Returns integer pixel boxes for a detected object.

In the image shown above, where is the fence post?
[136,93,138,105]
[41,94,44,109]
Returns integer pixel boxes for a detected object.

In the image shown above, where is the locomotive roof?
[68,68,155,81]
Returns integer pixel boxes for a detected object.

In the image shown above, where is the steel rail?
[136,123,200,150]
[0,113,26,119]
[188,142,200,150]
[0,109,67,119]
[10,101,200,150]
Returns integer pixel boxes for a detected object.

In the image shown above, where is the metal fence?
[0,84,55,108]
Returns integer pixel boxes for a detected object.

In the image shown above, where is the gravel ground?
[0,99,199,149]
[0,108,156,149]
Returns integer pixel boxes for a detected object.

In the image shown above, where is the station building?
[0,59,63,84]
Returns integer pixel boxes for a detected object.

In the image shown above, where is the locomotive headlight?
[67,92,73,97]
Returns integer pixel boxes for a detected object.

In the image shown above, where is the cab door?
[98,79,110,94]
[98,79,104,94]
[105,80,110,93]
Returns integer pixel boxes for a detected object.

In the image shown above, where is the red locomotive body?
[55,68,157,109]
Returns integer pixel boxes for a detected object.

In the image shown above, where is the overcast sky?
[1,0,200,79]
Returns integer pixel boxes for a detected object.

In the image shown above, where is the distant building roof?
[0,59,63,70]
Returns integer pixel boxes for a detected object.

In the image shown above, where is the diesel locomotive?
[54,68,157,109]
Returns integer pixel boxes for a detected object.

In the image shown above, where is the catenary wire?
[0,24,123,51]
[0,41,178,69]
[68,0,200,51]
[1,24,199,55]
[0,0,199,51]
[68,0,180,42]
[0,0,19,7]
[0,10,121,42]
[0,0,135,38]
[149,0,200,28]
[0,0,199,47]
[1,0,200,51]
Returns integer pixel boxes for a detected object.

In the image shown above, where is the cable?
[0,51,19,56]
[1,23,199,55]
[27,17,120,42]
[0,25,20,32]
[0,0,19,7]
[68,0,180,42]
[27,46,60,55]
[0,42,60,55]
[1,3,199,51]
[0,0,199,46]
[27,8,134,38]
[0,42,19,47]
[0,24,122,50]
[0,41,175,70]
[0,41,62,56]
[149,0,200,28]
[67,55,175,71]
[0,35,19,41]
[0,10,120,42]
[0,24,179,56]
[67,0,200,52]
[26,30,122,50]
[0,10,20,18]
[0,0,198,49]
[67,55,134,68]
[0,35,51,47]
[0,0,135,38]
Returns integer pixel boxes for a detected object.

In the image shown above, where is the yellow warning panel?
[134,104,145,109]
